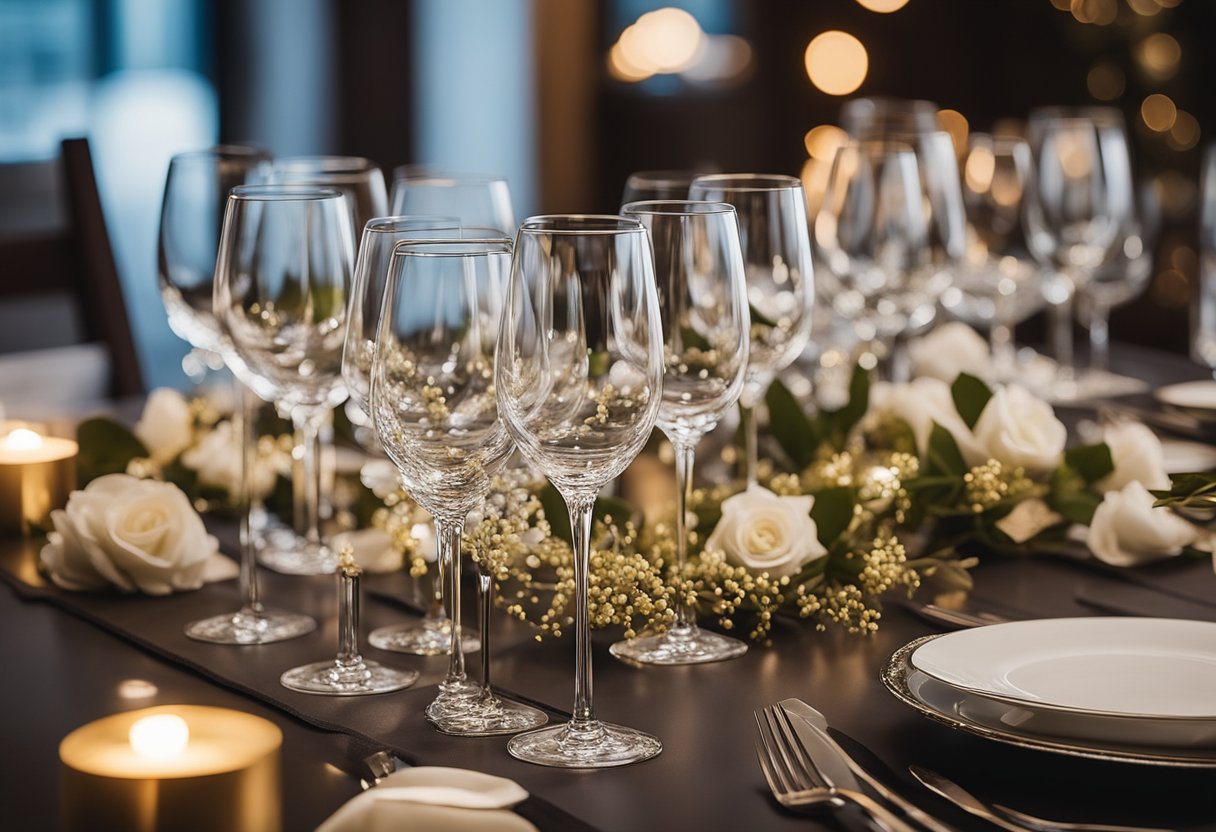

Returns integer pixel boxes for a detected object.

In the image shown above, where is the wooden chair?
[0,137,144,406]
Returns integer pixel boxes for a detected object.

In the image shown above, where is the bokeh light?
[680,35,753,85]
[855,0,911,12]
[1137,32,1181,81]
[1087,62,1125,101]
[1141,93,1177,132]
[610,7,707,83]
[1126,0,1162,15]
[804,31,868,96]
[803,124,849,161]
[1167,110,1200,151]
[608,42,653,82]
[937,109,969,157]
[1070,0,1117,25]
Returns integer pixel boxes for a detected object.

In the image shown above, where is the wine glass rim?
[170,145,271,164]
[519,214,645,234]
[275,155,379,174]
[968,133,1029,152]
[392,170,510,187]
[391,236,512,257]
[624,169,706,187]
[229,184,345,202]
[1029,105,1124,126]
[689,173,802,192]
[621,199,736,216]
[363,215,462,234]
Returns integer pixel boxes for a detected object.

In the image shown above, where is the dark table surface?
[5,344,1216,832]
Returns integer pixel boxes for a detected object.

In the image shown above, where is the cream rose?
[1087,481,1198,567]
[971,384,1066,474]
[705,485,827,578]
[40,474,233,595]
[330,527,403,574]
[1098,421,1170,493]
[180,421,285,500]
[133,388,194,464]
[909,321,991,383]
[870,378,987,464]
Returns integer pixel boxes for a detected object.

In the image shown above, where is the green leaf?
[538,484,572,544]
[1050,489,1102,526]
[810,486,855,549]
[823,364,871,445]
[76,418,147,485]
[951,372,993,431]
[748,303,777,328]
[587,350,611,379]
[1063,443,1115,486]
[765,378,819,469]
[926,422,967,477]
[677,325,711,352]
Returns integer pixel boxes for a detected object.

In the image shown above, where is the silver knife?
[909,765,1029,832]
[779,699,959,832]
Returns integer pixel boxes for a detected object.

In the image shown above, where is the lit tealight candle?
[60,705,282,832]
[0,423,77,536]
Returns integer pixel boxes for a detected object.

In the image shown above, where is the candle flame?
[5,428,43,451]
[129,714,190,760]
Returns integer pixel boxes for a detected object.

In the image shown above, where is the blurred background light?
[854,0,911,12]
[804,31,868,96]
[1086,62,1126,101]
[1136,32,1181,81]
[1141,92,1178,132]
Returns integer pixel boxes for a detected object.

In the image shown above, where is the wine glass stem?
[569,496,596,727]
[672,440,697,631]
[477,566,492,693]
[990,318,1015,377]
[1050,286,1075,383]
[338,565,359,664]
[437,517,467,684]
[1088,300,1111,372]
[739,403,758,489]
[237,382,262,616]
[291,408,326,547]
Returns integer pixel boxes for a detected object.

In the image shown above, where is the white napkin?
[317,767,535,832]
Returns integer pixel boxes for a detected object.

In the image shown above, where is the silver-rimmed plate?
[882,636,1216,768]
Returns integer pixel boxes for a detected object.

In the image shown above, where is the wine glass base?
[427,694,549,737]
[609,625,747,666]
[425,680,486,721]
[507,720,662,768]
[185,608,316,645]
[258,531,338,575]
[280,659,418,696]
[369,620,481,655]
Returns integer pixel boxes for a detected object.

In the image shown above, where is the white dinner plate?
[909,617,1216,721]
[1160,437,1216,474]
[882,637,1216,766]
[1156,380,1216,412]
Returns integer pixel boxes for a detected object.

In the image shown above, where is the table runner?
[0,535,598,832]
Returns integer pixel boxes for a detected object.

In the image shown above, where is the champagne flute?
[611,200,750,665]
[497,215,664,768]
[188,184,354,643]
[1025,110,1125,399]
[339,215,483,657]
[372,236,545,735]
[689,174,813,487]
[265,156,389,574]
[948,133,1043,379]
[389,171,516,236]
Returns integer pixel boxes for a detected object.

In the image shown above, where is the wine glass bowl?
[273,156,388,242]
[389,171,516,236]
[496,215,664,766]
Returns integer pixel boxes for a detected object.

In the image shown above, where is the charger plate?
[882,636,1216,767]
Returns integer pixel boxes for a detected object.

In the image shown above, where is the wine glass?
[611,200,750,665]
[945,133,1044,379]
[265,156,389,573]
[688,175,814,487]
[372,236,546,735]
[1025,110,1126,398]
[339,215,483,657]
[1195,145,1216,373]
[620,170,705,204]
[159,145,272,379]
[389,171,516,236]
[188,184,354,643]
[497,215,664,768]
[841,96,940,140]
[273,156,388,243]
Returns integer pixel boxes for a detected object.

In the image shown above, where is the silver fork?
[754,706,917,832]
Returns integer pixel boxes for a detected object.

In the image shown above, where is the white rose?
[180,421,285,500]
[331,528,403,574]
[40,474,230,595]
[704,485,827,578]
[909,321,991,383]
[1087,481,1198,567]
[360,459,402,500]
[971,385,1066,474]
[133,388,194,464]
[1098,421,1169,493]
[870,378,987,464]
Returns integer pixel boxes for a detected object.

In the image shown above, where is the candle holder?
[0,425,77,537]
[59,705,281,832]
[280,547,419,695]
